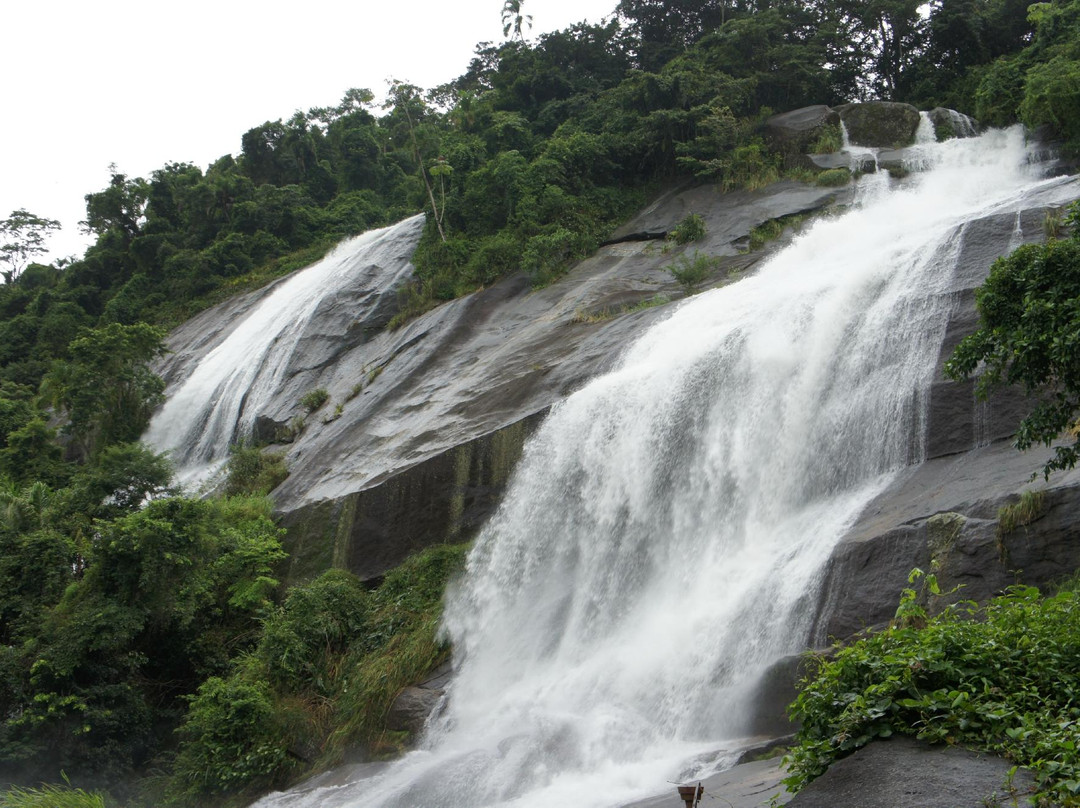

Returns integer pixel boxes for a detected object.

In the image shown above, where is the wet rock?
[813,440,1080,643]
[385,663,452,735]
[839,102,921,148]
[385,687,442,734]
[763,105,842,169]
[927,107,980,140]
[785,736,1039,808]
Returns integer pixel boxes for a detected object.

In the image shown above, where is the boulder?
[385,687,442,734]
[785,736,1039,808]
[839,102,921,148]
[763,105,842,170]
[927,107,980,140]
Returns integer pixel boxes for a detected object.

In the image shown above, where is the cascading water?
[253,128,1068,808]
[144,214,424,486]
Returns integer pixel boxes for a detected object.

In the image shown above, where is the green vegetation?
[667,250,719,293]
[668,213,707,244]
[3,0,1080,803]
[225,443,289,496]
[786,574,1080,806]
[946,201,1080,479]
[299,387,330,412]
[998,489,1049,536]
[809,123,843,154]
[815,167,851,187]
[0,780,107,808]
[168,544,468,805]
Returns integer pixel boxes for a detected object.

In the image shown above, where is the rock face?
[156,178,849,583]
[763,105,842,168]
[784,736,1040,808]
[811,179,1080,644]
[838,101,922,148]
[927,106,980,140]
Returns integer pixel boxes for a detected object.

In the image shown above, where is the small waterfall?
[252,129,1062,808]
[144,214,424,486]
[840,120,878,173]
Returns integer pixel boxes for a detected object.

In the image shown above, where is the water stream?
[245,128,1058,808]
[143,214,425,488]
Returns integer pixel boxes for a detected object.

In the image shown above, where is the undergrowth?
[998,490,1048,536]
[786,571,1080,806]
[0,781,107,808]
[166,543,470,806]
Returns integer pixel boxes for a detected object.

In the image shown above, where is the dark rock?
[742,654,805,737]
[839,102,921,148]
[813,440,1080,643]
[763,105,842,169]
[809,152,877,173]
[785,736,1039,808]
[385,686,443,734]
[621,756,790,808]
[927,107,980,140]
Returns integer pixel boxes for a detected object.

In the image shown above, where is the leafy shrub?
[720,142,781,192]
[808,123,843,154]
[786,579,1080,806]
[666,251,718,294]
[257,569,371,690]
[225,443,288,496]
[668,213,707,245]
[815,168,851,188]
[521,227,594,287]
[169,674,296,802]
[299,388,329,412]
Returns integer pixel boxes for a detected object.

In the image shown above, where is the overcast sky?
[2,0,619,263]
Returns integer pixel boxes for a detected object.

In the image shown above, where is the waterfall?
[252,129,1062,808]
[144,214,424,487]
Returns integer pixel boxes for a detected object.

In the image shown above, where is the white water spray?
[253,129,1065,808]
[144,215,424,486]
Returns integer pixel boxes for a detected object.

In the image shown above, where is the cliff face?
[155,105,1080,610]
[157,174,846,582]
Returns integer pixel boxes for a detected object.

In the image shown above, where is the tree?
[0,209,61,283]
[81,167,149,246]
[39,322,167,459]
[945,203,1080,478]
[501,0,533,41]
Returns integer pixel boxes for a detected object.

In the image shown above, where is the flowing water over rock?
[144,215,424,488]
[251,129,1055,808]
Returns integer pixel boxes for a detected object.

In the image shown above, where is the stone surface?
[813,439,1080,643]
[157,177,852,583]
[621,755,791,808]
[785,737,1039,808]
[763,105,842,169]
[839,102,922,148]
[927,107,980,140]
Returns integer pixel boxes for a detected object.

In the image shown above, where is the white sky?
[1,0,619,263]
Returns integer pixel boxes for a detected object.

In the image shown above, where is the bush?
[169,674,295,802]
[668,213,707,245]
[299,388,329,412]
[225,443,288,496]
[666,250,718,294]
[786,578,1080,806]
[815,168,851,188]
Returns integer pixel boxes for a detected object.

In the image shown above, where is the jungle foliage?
[946,202,1080,479]
[4,1,1080,397]
[786,573,1080,806]
[4,0,1080,804]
